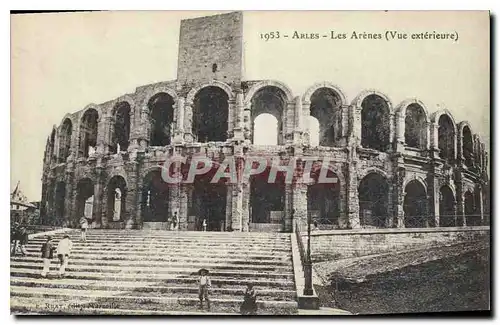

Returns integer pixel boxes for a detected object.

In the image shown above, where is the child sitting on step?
[198,268,211,310]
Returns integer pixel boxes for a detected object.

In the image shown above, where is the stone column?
[395,110,405,152]
[283,101,294,145]
[428,175,439,227]
[93,165,105,228]
[63,168,75,227]
[429,122,439,159]
[241,183,250,232]
[293,96,303,145]
[348,106,361,147]
[178,184,189,230]
[346,160,360,228]
[456,182,466,227]
[232,91,245,141]
[393,167,405,228]
[96,115,108,156]
[231,183,245,231]
[425,122,431,151]
[184,100,194,143]
[302,100,311,145]
[173,98,185,143]
[123,161,139,229]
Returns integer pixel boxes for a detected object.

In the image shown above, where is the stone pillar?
[293,96,303,145]
[123,162,138,229]
[291,183,307,232]
[179,184,189,230]
[241,183,250,232]
[393,167,405,228]
[96,115,107,156]
[395,110,405,152]
[63,169,75,227]
[173,98,185,143]
[302,100,311,145]
[231,183,245,231]
[425,122,431,150]
[346,159,360,228]
[184,100,194,143]
[428,175,439,227]
[478,187,484,225]
[93,165,105,228]
[232,91,245,141]
[348,106,361,147]
[456,181,466,227]
[429,122,439,158]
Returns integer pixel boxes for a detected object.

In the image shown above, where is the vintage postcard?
[10,10,490,316]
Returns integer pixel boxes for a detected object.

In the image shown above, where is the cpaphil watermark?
[160,156,338,185]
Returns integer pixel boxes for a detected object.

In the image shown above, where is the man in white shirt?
[56,234,73,277]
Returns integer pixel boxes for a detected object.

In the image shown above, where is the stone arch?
[106,175,128,223]
[191,85,230,142]
[141,166,170,223]
[112,95,136,116]
[403,175,428,195]
[439,184,456,227]
[404,179,429,228]
[186,80,233,104]
[351,89,393,114]
[111,101,132,153]
[76,177,95,222]
[58,118,73,163]
[244,80,294,105]
[397,99,429,150]
[302,82,347,106]
[358,172,390,228]
[143,85,178,106]
[307,86,344,146]
[358,167,390,184]
[458,121,474,167]
[354,90,392,152]
[147,92,176,146]
[249,85,290,145]
[431,109,457,161]
[78,107,99,158]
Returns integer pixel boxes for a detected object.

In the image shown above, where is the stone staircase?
[10,230,298,315]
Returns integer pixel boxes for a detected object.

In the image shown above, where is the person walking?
[56,234,73,277]
[11,222,20,256]
[40,236,56,278]
[172,211,179,231]
[202,219,207,232]
[18,226,29,256]
[79,217,88,242]
[198,268,211,310]
[240,283,258,315]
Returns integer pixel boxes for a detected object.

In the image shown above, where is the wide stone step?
[10,287,297,315]
[11,277,296,300]
[13,254,291,266]
[11,262,294,280]
[11,256,293,272]
[16,251,291,263]
[23,245,291,255]
[11,269,295,288]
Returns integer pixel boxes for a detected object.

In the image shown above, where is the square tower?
[176,12,243,88]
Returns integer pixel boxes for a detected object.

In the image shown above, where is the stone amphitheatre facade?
[40,12,489,232]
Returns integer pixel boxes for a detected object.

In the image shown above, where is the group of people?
[11,222,29,256]
[40,234,73,278]
[198,268,258,315]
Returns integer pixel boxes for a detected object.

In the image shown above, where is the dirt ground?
[314,240,490,315]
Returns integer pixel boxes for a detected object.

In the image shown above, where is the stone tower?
[176,12,244,89]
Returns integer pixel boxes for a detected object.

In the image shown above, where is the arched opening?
[464,190,475,226]
[359,173,389,228]
[141,170,169,222]
[462,126,474,167]
[404,104,427,149]
[253,113,278,145]
[404,180,428,228]
[307,116,320,147]
[49,129,56,160]
[473,187,483,226]
[76,178,95,223]
[58,119,72,163]
[361,95,390,151]
[79,109,99,158]
[111,102,131,153]
[107,175,127,223]
[439,185,455,227]
[193,86,229,142]
[54,182,66,222]
[190,169,228,231]
[438,114,455,161]
[310,87,342,146]
[307,165,340,228]
[148,93,174,146]
[250,166,285,228]
[251,86,287,145]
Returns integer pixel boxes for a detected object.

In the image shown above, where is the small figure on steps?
[40,236,56,278]
[171,211,179,231]
[240,283,258,315]
[202,219,207,232]
[198,268,211,310]
[79,216,88,242]
[56,234,73,277]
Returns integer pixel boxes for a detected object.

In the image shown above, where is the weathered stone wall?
[177,12,243,88]
[306,227,490,262]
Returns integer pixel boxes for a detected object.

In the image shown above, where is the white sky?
[11,11,490,201]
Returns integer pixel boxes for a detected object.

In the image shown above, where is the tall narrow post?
[303,212,313,296]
